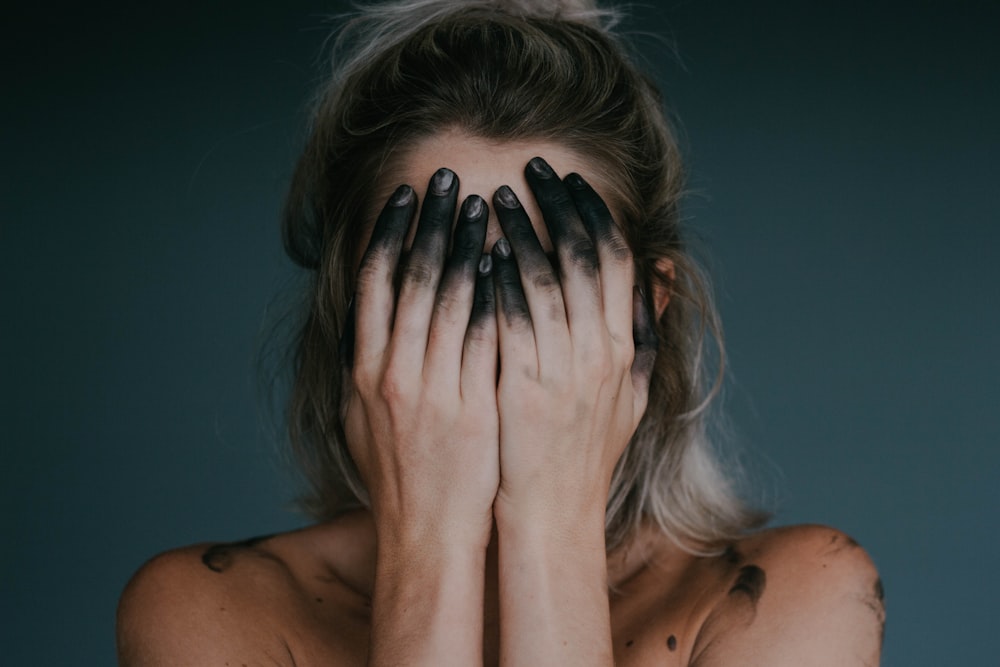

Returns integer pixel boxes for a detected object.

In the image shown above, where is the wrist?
[371,500,494,553]
[495,487,606,537]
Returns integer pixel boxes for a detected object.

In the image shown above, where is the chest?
[285,582,713,667]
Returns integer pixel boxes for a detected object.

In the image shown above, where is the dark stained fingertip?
[527,156,555,179]
[429,167,456,195]
[461,194,485,220]
[494,185,520,209]
[471,255,496,325]
[389,184,415,206]
[494,237,511,258]
[338,297,357,367]
[564,172,587,189]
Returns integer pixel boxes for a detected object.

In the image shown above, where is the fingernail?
[494,237,511,258]
[463,195,484,219]
[495,185,519,208]
[430,168,455,195]
[564,172,586,189]
[478,254,493,275]
[389,184,414,206]
[528,156,554,178]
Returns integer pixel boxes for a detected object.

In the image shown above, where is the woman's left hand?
[489,157,659,530]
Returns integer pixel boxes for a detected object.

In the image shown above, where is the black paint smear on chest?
[201,534,277,573]
[666,635,677,651]
[728,564,767,605]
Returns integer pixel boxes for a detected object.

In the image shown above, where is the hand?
[342,168,500,550]
[490,157,658,528]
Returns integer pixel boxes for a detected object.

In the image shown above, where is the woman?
[117,1,884,664]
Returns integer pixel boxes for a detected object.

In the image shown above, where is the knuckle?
[602,233,632,262]
[530,269,560,292]
[378,367,408,403]
[565,236,599,272]
[433,284,468,320]
[354,257,386,292]
[350,362,376,395]
[401,260,435,287]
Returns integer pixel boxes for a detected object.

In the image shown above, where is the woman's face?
[368,129,616,256]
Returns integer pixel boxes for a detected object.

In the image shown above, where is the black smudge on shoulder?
[867,577,887,647]
[201,534,277,573]
[823,531,862,556]
[721,544,743,566]
[728,564,767,605]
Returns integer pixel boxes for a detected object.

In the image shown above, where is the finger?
[524,157,602,334]
[392,168,459,361]
[425,194,489,382]
[353,184,416,366]
[631,284,659,417]
[461,253,498,400]
[564,172,634,347]
[492,185,567,367]
[491,237,538,377]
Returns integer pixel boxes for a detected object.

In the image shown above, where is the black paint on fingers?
[525,157,598,275]
[402,168,459,287]
[492,186,557,286]
[492,238,531,325]
[631,285,659,380]
[470,254,496,328]
[438,194,489,302]
[360,184,416,264]
[564,172,631,261]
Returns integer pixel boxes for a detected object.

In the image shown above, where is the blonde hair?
[281,0,766,551]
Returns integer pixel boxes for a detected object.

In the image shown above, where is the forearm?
[368,532,487,666]
[496,504,614,666]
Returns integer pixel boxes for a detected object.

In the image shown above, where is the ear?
[650,258,675,318]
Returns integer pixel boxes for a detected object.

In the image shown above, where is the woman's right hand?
[342,168,499,552]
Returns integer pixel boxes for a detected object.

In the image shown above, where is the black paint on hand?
[400,168,459,289]
[564,171,631,262]
[491,237,531,325]
[525,157,599,276]
[492,185,560,294]
[632,284,659,381]
[437,194,488,306]
[471,253,495,327]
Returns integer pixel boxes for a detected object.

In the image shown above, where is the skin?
[116,134,884,666]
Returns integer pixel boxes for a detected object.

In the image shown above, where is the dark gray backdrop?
[5,1,998,664]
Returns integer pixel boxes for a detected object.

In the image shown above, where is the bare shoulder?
[116,516,374,666]
[691,524,884,667]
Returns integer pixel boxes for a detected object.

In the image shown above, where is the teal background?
[4,1,997,664]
